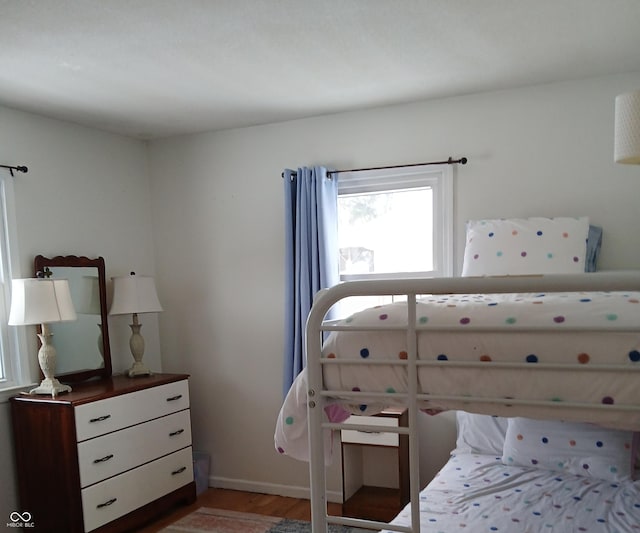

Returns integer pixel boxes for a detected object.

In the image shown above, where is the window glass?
[0,174,25,391]
[336,164,453,316]
[339,187,434,277]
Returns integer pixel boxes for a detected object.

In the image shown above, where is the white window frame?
[0,173,30,401]
[337,163,454,281]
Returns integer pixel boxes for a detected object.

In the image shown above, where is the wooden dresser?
[10,373,196,533]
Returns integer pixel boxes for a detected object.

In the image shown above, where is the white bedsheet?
[323,291,640,425]
[275,291,640,461]
[386,452,640,533]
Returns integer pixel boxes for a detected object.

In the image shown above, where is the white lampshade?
[614,90,640,164]
[109,273,163,315]
[8,278,77,326]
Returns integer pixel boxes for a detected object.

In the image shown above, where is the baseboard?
[209,475,343,504]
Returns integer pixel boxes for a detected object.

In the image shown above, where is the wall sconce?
[8,277,77,396]
[614,90,640,164]
[109,272,163,377]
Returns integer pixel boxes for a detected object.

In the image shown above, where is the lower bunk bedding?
[384,412,640,532]
[387,450,640,533]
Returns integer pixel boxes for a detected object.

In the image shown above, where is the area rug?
[161,507,370,532]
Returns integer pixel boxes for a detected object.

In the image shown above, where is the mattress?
[322,291,640,427]
[275,290,640,461]
[385,452,640,533]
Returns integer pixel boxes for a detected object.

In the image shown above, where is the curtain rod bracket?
[1,164,28,177]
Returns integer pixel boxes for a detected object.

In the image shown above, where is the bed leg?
[308,390,328,533]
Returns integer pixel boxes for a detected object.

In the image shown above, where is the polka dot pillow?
[501,417,635,482]
[462,216,590,276]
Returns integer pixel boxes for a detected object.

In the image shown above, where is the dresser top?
[10,373,189,406]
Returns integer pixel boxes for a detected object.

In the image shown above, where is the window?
[0,173,27,396]
[337,164,453,314]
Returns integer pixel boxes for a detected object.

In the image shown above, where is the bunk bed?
[275,217,640,532]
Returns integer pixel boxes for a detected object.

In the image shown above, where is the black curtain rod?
[1,164,28,177]
[282,156,467,178]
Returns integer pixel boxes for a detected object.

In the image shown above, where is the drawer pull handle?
[89,414,111,423]
[169,429,185,437]
[172,466,187,475]
[166,394,183,402]
[97,498,117,509]
[93,454,114,464]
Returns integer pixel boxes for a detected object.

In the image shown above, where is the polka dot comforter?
[275,291,640,461]
[385,452,640,533]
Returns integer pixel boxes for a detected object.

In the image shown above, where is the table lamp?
[109,272,162,377]
[8,277,77,396]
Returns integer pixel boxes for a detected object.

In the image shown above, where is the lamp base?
[127,361,152,378]
[30,377,72,397]
[126,315,152,377]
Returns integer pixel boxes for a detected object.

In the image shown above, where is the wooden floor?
[137,488,342,532]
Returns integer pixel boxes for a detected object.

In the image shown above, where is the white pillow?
[462,217,590,276]
[502,417,635,482]
[454,411,508,456]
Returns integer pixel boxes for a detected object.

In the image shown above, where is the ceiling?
[1,0,640,140]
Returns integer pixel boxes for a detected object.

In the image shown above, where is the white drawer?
[341,415,399,447]
[75,380,190,441]
[82,446,193,532]
[78,409,192,487]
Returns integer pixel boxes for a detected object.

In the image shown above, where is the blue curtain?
[283,166,338,396]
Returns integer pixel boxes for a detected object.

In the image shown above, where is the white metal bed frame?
[305,271,640,533]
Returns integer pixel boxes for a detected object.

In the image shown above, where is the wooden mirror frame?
[33,255,112,383]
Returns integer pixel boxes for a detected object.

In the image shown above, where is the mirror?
[34,255,112,383]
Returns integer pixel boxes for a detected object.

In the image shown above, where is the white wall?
[148,72,640,499]
[0,105,159,520]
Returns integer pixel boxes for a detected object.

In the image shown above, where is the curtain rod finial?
[0,164,28,176]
